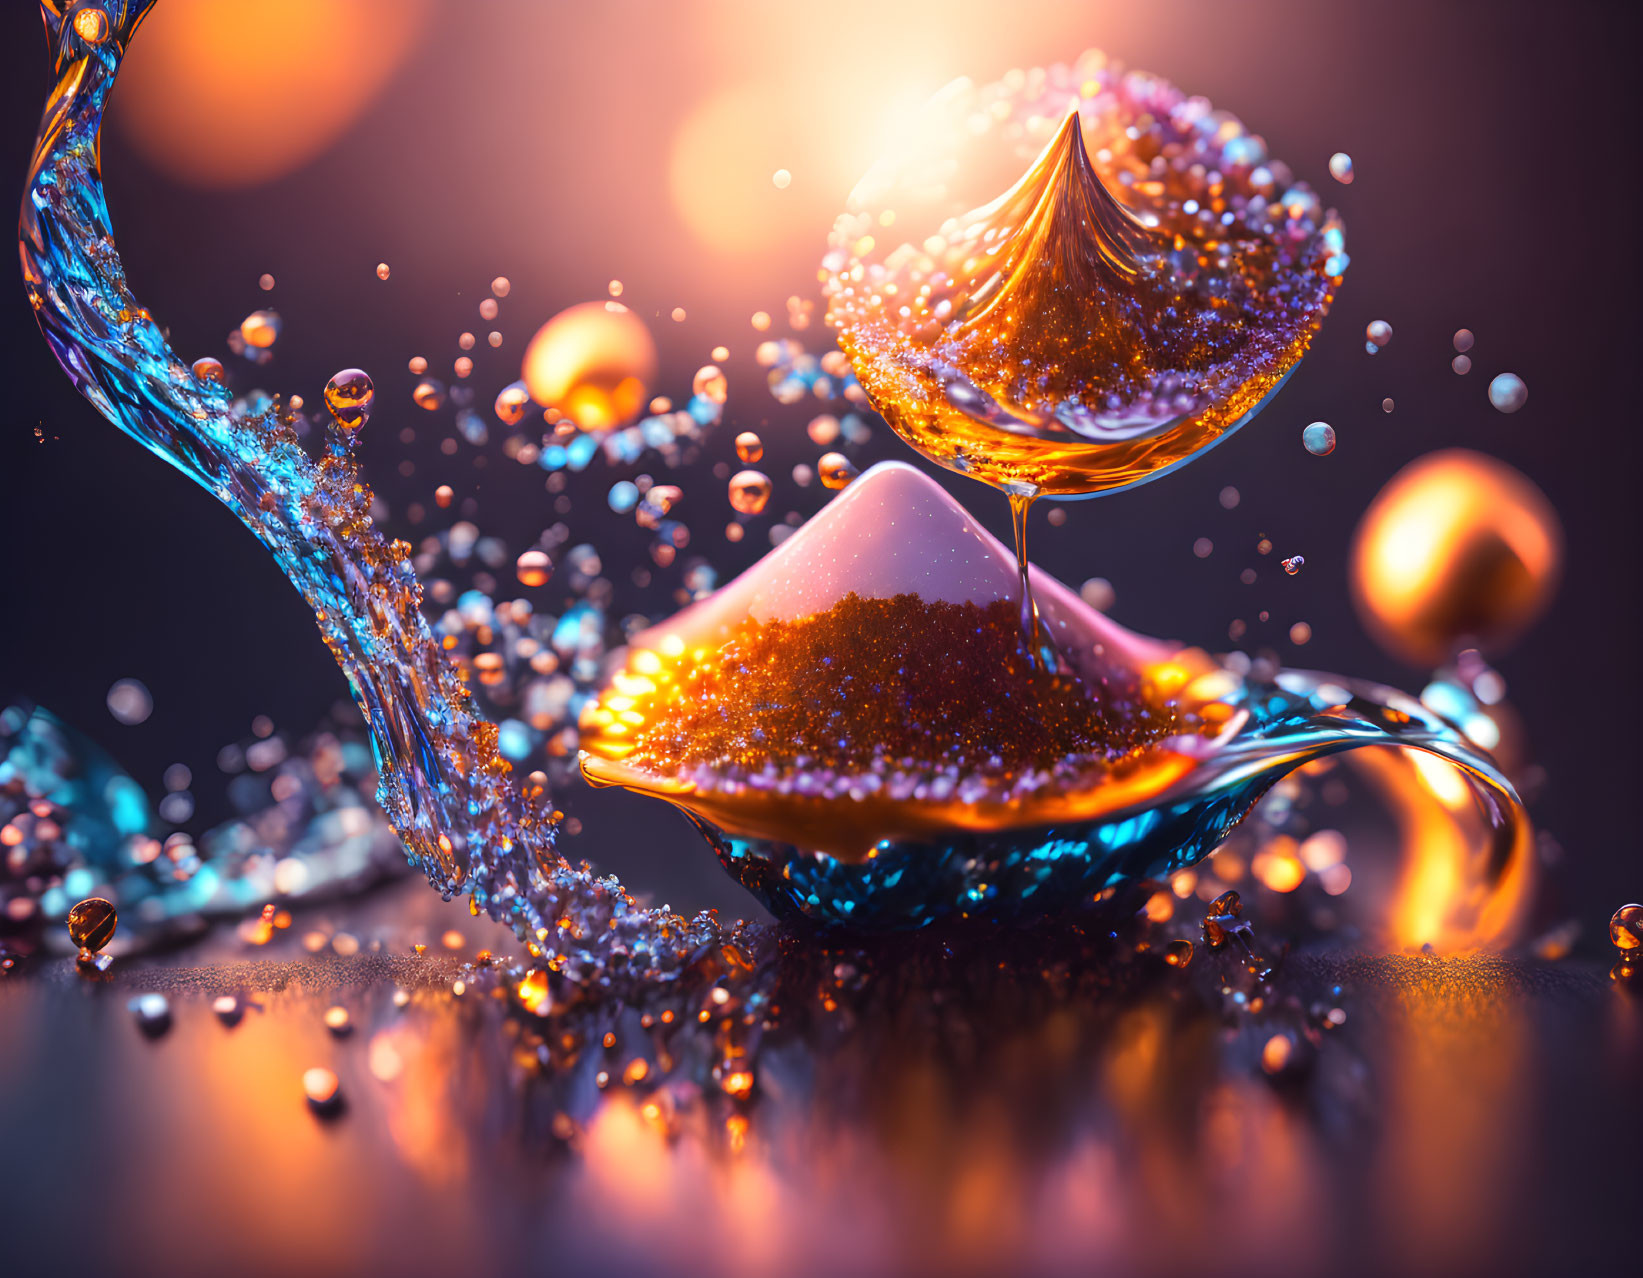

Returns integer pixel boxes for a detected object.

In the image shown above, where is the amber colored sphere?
[1350,450,1561,667]
[66,897,118,953]
[521,302,657,432]
[1612,904,1643,952]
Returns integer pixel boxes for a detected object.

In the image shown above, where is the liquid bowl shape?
[580,463,1527,932]
[823,51,1345,500]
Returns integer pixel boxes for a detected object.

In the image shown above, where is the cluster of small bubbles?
[106,677,153,725]
[734,431,763,464]
[376,262,390,281]
[412,378,446,411]
[692,364,728,405]
[1328,151,1354,184]
[323,368,374,433]
[818,452,858,490]
[772,169,792,190]
[516,550,553,588]
[729,470,773,515]
[1302,422,1336,456]
[192,356,226,386]
[1364,319,1392,353]
[1452,328,1475,353]
[1282,555,1305,576]
[1488,372,1527,413]
[1452,354,1472,375]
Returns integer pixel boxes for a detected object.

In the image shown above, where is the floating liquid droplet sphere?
[1610,904,1643,951]
[818,452,857,490]
[239,309,281,349]
[323,368,374,430]
[823,53,1344,500]
[1303,422,1336,455]
[67,896,117,954]
[1350,450,1562,665]
[522,301,657,431]
[734,431,763,464]
[1488,372,1528,413]
[728,469,772,515]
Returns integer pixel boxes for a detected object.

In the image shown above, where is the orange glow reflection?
[1351,450,1562,666]
[1353,748,1534,952]
[117,0,429,188]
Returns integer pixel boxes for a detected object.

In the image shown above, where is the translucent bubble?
[434,485,454,508]
[324,368,374,431]
[1487,372,1527,413]
[408,356,427,375]
[1365,319,1392,352]
[491,277,511,298]
[106,678,153,725]
[192,356,225,385]
[494,381,530,425]
[1290,621,1312,644]
[1079,577,1115,611]
[1328,152,1354,184]
[1611,904,1643,951]
[412,378,446,411]
[734,431,763,464]
[1452,354,1472,375]
[608,480,640,513]
[1218,486,1240,510]
[692,364,728,405]
[1452,328,1475,353]
[608,279,623,298]
[516,550,553,588]
[751,311,771,331]
[1282,555,1304,575]
[807,414,840,446]
[728,469,773,515]
[258,273,275,292]
[818,452,858,490]
[239,310,282,349]
[1302,422,1336,455]
[772,169,792,190]
[1382,398,1394,413]
[375,263,390,281]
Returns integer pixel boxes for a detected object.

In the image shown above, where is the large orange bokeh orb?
[521,302,657,432]
[1350,450,1562,667]
[115,0,428,188]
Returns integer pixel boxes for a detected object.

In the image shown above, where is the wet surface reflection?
[2,881,1635,1278]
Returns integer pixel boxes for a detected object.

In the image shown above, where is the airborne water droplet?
[1488,372,1527,413]
[734,431,763,464]
[1302,422,1336,455]
[728,469,772,515]
[324,368,374,431]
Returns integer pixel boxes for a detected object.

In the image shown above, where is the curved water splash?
[19,1,722,985]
